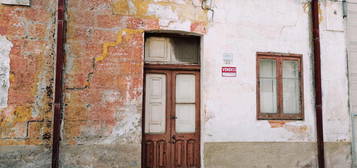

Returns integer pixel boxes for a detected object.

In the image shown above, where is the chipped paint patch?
[285,124,308,134]
[267,120,310,140]
[147,4,178,26]
[96,29,143,62]
[0,36,12,109]
[268,120,308,134]
[112,0,150,16]
[303,2,310,13]
[0,105,31,136]
[102,90,120,103]
[319,2,324,23]
[111,0,209,27]
[153,0,185,4]
[302,2,323,23]
[112,0,130,15]
[268,120,288,128]
[191,21,207,34]
[102,105,141,144]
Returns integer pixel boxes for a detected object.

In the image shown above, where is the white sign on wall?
[223,53,233,65]
[222,67,237,77]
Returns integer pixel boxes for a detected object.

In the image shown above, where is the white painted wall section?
[320,1,350,143]
[139,0,351,143]
[346,0,357,166]
[1,0,30,6]
[201,0,350,143]
[0,36,12,109]
[202,0,314,142]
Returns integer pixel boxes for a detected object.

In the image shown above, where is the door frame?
[142,64,201,168]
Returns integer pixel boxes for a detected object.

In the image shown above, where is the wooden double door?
[143,69,200,168]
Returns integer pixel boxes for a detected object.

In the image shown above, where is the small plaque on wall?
[222,67,237,77]
[1,0,30,6]
[223,53,233,65]
[326,1,344,31]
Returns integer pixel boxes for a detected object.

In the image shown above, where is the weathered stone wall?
[61,0,208,167]
[0,0,57,167]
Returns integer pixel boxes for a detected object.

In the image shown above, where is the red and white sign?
[222,67,237,77]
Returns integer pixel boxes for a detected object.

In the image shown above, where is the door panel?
[175,104,196,133]
[187,140,196,167]
[171,71,200,168]
[157,140,168,167]
[145,74,167,134]
[174,140,185,167]
[144,140,169,168]
[144,70,171,168]
[144,70,200,168]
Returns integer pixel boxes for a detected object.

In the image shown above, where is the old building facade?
[0,0,356,167]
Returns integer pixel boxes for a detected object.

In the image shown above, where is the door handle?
[169,135,176,144]
[170,116,177,119]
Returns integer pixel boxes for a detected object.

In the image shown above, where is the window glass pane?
[260,59,276,78]
[176,74,195,103]
[175,74,196,133]
[145,74,166,134]
[145,37,199,64]
[282,60,300,114]
[170,37,199,64]
[259,59,277,113]
[176,104,195,133]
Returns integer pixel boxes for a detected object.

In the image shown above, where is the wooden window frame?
[256,52,304,120]
[144,33,201,65]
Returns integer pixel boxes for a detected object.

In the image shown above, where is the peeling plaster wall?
[202,0,350,143]
[0,0,57,167]
[61,0,351,167]
[0,0,350,167]
[61,0,207,167]
[320,0,350,143]
[204,0,316,143]
[202,0,351,167]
